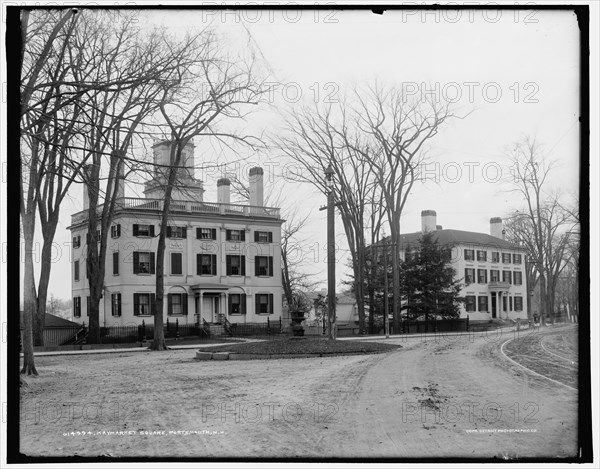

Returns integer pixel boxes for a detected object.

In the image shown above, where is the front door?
[491,293,497,318]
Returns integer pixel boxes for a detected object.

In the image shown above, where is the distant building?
[393,210,529,321]
[68,141,284,326]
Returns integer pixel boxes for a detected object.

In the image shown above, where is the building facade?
[398,210,529,322]
[68,142,284,326]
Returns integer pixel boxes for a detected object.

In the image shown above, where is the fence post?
[279,317,282,333]
[141,320,146,342]
[267,317,270,335]
[166,318,170,333]
[176,318,180,339]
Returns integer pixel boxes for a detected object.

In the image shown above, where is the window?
[134,293,155,316]
[197,227,217,240]
[490,270,499,282]
[111,224,121,239]
[478,296,488,312]
[73,235,81,249]
[464,249,475,261]
[74,260,80,281]
[464,268,475,284]
[513,254,522,264]
[168,293,188,315]
[502,270,512,284]
[514,296,523,311]
[197,254,217,275]
[255,293,274,315]
[491,252,499,263]
[226,229,245,242]
[254,231,273,243]
[509,296,513,311]
[133,252,155,274]
[502,296,507,312]
[405,249,415,261]
[502,253,511,264]
[133,224,154,237]
[226,255,246,276]
[167,226,187,239]
[86,296,90,316]
[477,269,487,284]
[113,252,119,275]
[465,296,476,312]
[255,256,273,277]
[171,252,183,275]
[73,297,81,318]
[111,293,121,317]
[514,271,523,285]
[477,250,487,262]
[229,294,247,315]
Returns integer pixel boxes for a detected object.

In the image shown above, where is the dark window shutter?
[149,225,155,237]
[182,228,187,239]
[226,230,231,241]
[133,224,139,236]
[241,256,246,276]
[211,228,216,240]
[117,224,121,237]
[150,294,156,315]
[211,255,217,275]
[226,256,231,275]
[86,232,90,244]
[113,252,119,275]
[255,257,260,276]
[241,230,245,241]
[268,232,273,243]
[228,295,233,315]
[117,293,121,316]
[255,295,260,315]
[241,294,247,315]
[182,293,188,315]
[86,296,90,316]
[134,293,139,316]
[196,254,201,275]
[268,257,273,276]
[168,294,173,315]
[269,294,274,314]
[150,253,155,274]
[133,252,139,274]
[196,228,201,239]
[254,231,259,242]
[167,226,172,238]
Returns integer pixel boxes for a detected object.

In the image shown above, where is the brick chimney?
[217,177,231,205]
[490,217,505,240]
[421,210,437,233]
[249,167,264,207]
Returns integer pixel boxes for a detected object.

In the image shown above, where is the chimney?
[249,167,264,207]
[421,210,437,233]
[490,217,505,240]
[436,225,443,230]
[217,177,231,204]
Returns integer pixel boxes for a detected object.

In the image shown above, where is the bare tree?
[351,84,457,333]
[20,8,79,374]
[505,136,578,323]
[150,33,268,350]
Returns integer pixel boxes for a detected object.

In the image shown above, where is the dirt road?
[20,326,578,459]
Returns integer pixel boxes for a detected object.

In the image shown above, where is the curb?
[194,349,394,362]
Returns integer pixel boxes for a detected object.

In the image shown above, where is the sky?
[13,7,584,300]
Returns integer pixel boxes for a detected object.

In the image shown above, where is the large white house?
[68,141,284,327]
[397,210,529,322]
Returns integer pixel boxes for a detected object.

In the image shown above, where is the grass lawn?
[205,336,402,355]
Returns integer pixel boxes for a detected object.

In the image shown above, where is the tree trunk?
[21,216,38,376]
[391,232,401,334]
[86,164,102,343]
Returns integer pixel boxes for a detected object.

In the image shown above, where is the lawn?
[205,336,402,355]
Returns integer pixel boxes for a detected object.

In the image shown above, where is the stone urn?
[290,310,306,336]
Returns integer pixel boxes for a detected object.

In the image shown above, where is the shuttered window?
[254,256,273,277]
[171,252,183,275]
[133,252,155,274]
[197,254,217,275]
[255,293,274,315]
[113,252,119,275]
[167,293,188,315]
[111,293,121,316]
[196,228,217,240]
[226,255,246,276]
[228,294,247,315]
[134,293,155,316]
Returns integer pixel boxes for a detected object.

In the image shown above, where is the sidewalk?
[21,338,264,357]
